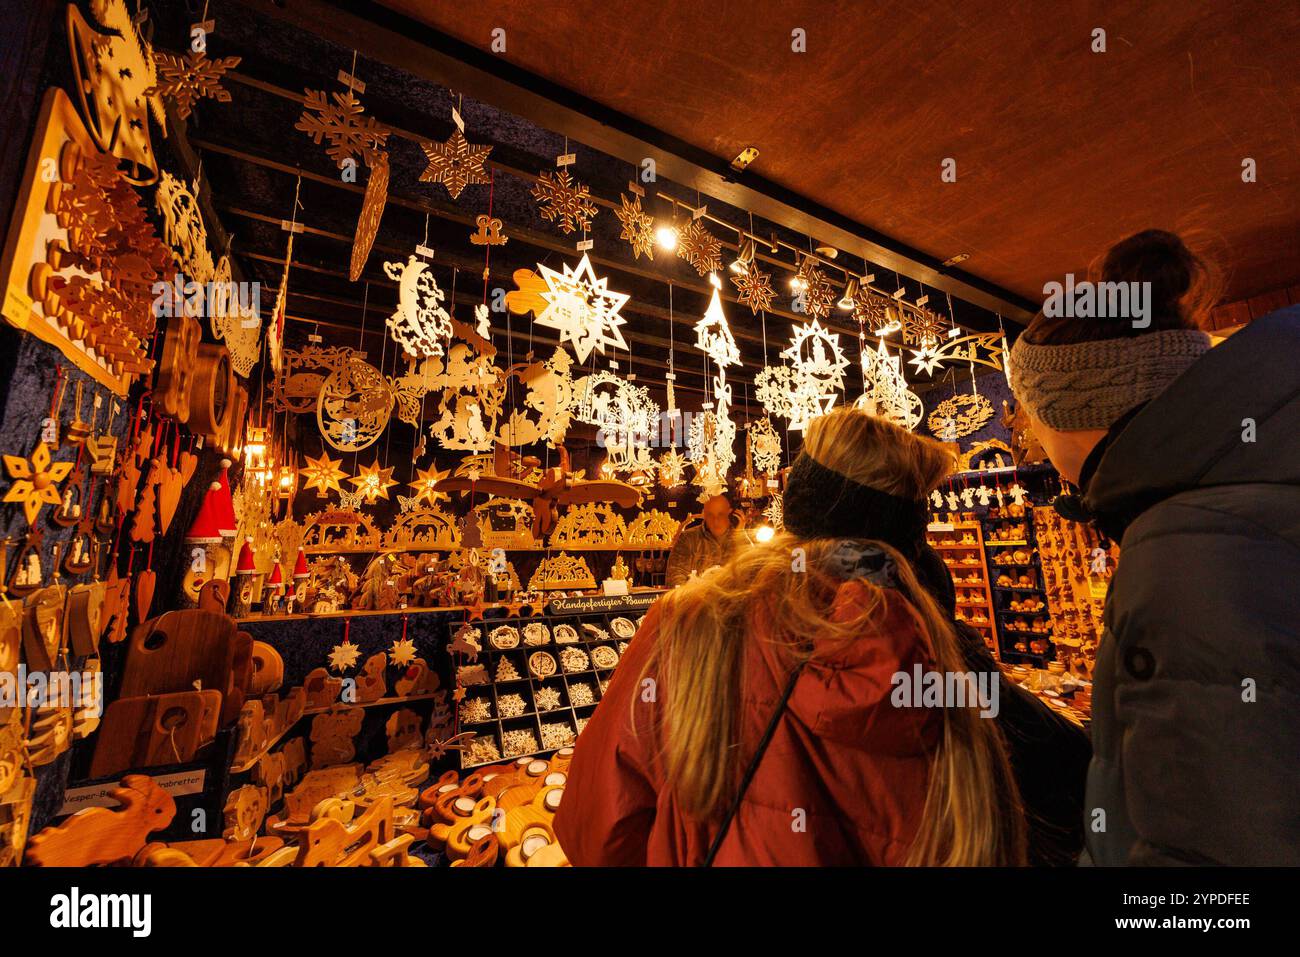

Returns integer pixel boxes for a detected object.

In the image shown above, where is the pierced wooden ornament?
[536,255,630,364]
[383,255,453,358]
[731,261,776,314]
[300,508,383,553]
[527,553,596,592]
[151,45,241,119]
[420,129,492,200]
[531,169,598,234]
[317,356,393,452]
[301,452,348,498]
[548,503,627,548]
[676,219,723,276]
[296,88,389,168]
[625,509,681,546]
[383,506,460,550]
[928,392,994,441]
[615,193,654,260]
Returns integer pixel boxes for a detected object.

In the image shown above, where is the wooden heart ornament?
[153,459,183,535]
[178,450,199,487]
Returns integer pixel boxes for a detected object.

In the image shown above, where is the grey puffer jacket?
[1081,305,1300,865]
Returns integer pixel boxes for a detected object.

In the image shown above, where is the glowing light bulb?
[755,525,775,543]
[655,225,679,250]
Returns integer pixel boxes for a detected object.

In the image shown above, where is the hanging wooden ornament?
[676,219,723,276]
[209,255,262,378]
[419,129,492,199]
[349,461,398,503]
[764,494,784,530]
[749,417,783,475]
[271,345,357,413]
[857,339,924,431]
[536,255,630,364]
[3,443,74,526]
[781,318,850,422]
[907,331,1005,377]
[495,348,575,448]
[316,356,393,452]
[417,345,506,452]
[504,268,549,318]
[731,261,776,314]
[928,392,994,441]
[902,305,948,348]
[572,372,660,474]
[793,257,835,319]
[350,154,389,282]
[51,465,86,528]
[383,254,454,358]
[101,567,131,644]
[470,214,507,247]
[8,529,45,597]
[531,170,598,234]
[151,48,241,120]
[615,193,655,260]
[409,465,450,505]
[128,470,157,544]
[296,88,389,167]
[301,452,348,497]
[154,170,216,285]
[135,567,157,621]
[850,286,894,333]
[657,449,687,489]
[695,287,741,370]
[65,0,165,184]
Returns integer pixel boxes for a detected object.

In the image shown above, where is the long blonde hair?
[642,408,1027,865]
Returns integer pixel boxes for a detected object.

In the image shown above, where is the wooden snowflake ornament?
[536,255,630,363]
[419,129,492,200]
[295,88,390,167]
[4,443,74,526]
[676,219,723,276]
[731,261,776,314]
[615,193,655,260]
[532,170,598,234]
[151,50,241,120]
[793,258,836,319]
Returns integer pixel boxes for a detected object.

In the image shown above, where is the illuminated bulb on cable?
[655,225,679,251]
[755,525,775,543]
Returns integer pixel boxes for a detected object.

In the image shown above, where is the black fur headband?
[781,452,929,555]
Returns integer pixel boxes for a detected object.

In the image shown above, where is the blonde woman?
[554,407,1027,865]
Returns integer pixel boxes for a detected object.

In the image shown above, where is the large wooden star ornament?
[536,254,630,363]
[350,460,398,503]
[410,465,450,505]
[301,452,348,497]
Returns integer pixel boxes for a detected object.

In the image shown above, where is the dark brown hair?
[1024,229,1223,346]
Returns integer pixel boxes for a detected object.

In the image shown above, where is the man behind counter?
[664,494,751,586]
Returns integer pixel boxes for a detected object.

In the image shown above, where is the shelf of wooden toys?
[301,544,674,556]
[984,540,1030,547]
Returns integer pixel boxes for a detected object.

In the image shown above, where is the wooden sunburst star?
[328,642,361,673]
[676,219,723,276]
[389,637,418,668]
[301,451,348,497]
[349,460,398,502]
[419,129,492,200]
[731,260,776,314]
[3,442,74,526]
[615,192,655,260]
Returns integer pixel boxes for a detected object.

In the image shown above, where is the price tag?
[415,244,435,259]
[627,180,644,197]
[451,106,465,133]
[576,239,593,252]
[337,69,366,93]
[280,220,304,234]
[3,285,34,323]
[556,153,576,167]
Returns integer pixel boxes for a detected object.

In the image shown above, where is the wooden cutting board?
[90,690,223,779]
[119,610,240,703]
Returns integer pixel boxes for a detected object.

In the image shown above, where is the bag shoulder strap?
[702,660,807,866]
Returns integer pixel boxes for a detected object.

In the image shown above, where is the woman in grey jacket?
[1007,230,1300,865]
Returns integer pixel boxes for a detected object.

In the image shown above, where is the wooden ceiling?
[377,0,1300,304]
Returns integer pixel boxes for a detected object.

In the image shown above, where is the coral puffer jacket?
[553,581,941,865]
